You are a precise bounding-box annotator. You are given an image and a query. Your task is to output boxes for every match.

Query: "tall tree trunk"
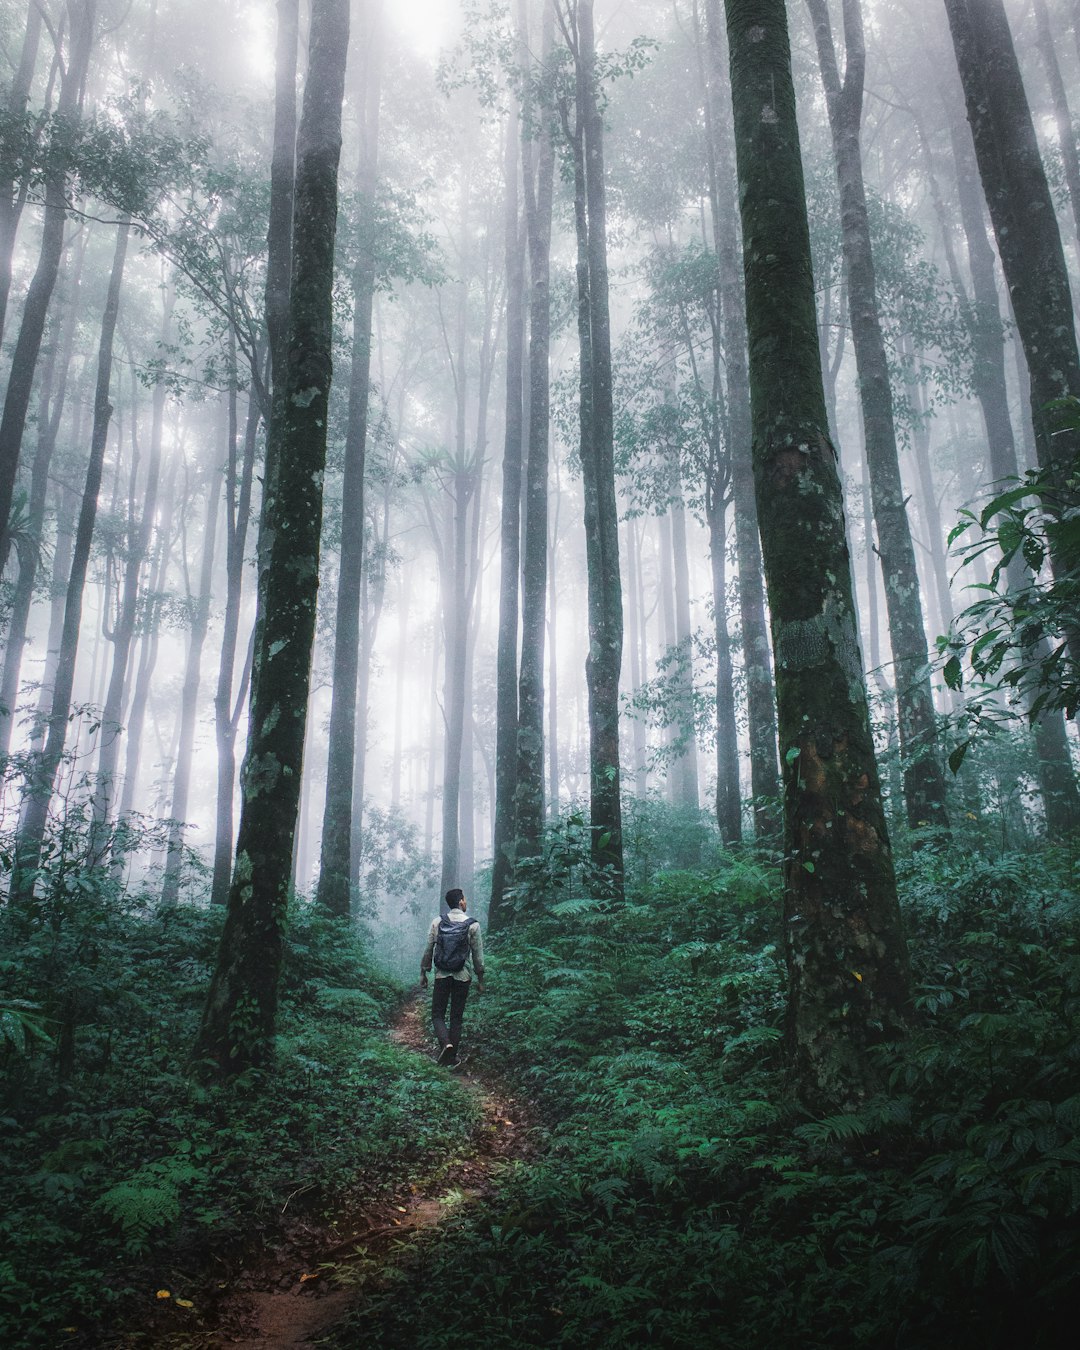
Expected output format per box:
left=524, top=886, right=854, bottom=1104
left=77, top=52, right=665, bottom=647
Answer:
left=117, top=454, right=180, bottom=823
left=0, top=0, right=44, bottom=346
left=210, top=363, right=260, bottom=906
left=194, top=0, right=350, bottom=1075
left=93, top=287, right=175, bottom=829
left=0, top=0, right=96, bottom=569
left=943, top=0, right=1080, bottom=590
left=160, top=464, right=221, bottom=905
left=806, top=0, right=949, bottom=836
left=563, top=0, right=624, bottom=895
left=1032, top=0, right=1080, bottom=254
left=723, top=0, right=909, bottom=1106
left=12, top=216, right=130, bottom=902
left=707, top=491, right=740, bottom=841
left=515, top=0, right=556, bottom=865
left=0, top=229, right=83, bottom=756
left=316, top=0, right=381, bottom=917
left=946, top=84, right=1080, bottom=835
left=488, top=64, right=525, bottom=931
left=670, top=489, right=701, bottom=812
left=702, top=0, right=779, bottom=835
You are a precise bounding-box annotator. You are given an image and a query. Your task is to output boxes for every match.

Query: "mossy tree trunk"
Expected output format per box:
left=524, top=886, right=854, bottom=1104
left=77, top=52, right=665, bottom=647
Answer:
left=805, top=0, right=949, bottom=837
left=702, top=0, right=779, bottom=838
left=723, top=0, right=910, bottom=1106
left=562, top=0, right=624, bottom=897
left=194, top=0, right=350, bottom=1076
left=316, top=0, right=382, bottom=919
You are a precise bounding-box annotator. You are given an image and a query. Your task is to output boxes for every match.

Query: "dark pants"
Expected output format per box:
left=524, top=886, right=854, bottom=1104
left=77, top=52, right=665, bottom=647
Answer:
left=431, top=976, right=470, bottom=1051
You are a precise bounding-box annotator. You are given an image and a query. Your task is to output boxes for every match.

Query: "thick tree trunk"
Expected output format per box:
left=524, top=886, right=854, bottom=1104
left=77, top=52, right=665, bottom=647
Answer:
left=567, top=0, right=624, bottom=895
left=703, top=0, right=779, bottom=835
left=723, top=0, right=909, bottom=1106
left=0, top=0, right=96, bottom=569
left=316, top=0, right=381, bottom=917
left=11, top=216, right=130, bottom=903
left=806, top=0, right=949, bottom=836
left=194, top=0, right=350, bottom=1075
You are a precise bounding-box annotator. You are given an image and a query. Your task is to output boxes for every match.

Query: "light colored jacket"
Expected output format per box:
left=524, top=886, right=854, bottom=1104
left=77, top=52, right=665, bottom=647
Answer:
left=421, top=908, right=485, bottom=983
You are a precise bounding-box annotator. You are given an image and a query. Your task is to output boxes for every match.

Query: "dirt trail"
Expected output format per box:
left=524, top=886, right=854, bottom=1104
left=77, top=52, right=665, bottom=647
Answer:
left=138, top=996, right=535, bottom=1348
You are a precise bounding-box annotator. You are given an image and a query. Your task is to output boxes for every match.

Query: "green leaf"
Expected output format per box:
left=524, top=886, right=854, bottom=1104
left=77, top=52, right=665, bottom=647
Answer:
left=948, top=740, right=972, bottom=775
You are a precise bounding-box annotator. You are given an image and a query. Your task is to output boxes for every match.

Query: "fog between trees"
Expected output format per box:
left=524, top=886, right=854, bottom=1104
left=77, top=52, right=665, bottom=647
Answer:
left=2, top=0, right=1079, bottom=1088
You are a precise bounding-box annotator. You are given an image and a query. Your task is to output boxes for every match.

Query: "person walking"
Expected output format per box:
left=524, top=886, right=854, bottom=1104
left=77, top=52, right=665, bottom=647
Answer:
left=420, top=887, right=485, bottom=1065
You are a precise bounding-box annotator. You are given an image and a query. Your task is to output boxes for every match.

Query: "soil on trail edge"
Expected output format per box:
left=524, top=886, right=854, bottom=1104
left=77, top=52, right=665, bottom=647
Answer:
left=139, top=994, right=535, bottom=1349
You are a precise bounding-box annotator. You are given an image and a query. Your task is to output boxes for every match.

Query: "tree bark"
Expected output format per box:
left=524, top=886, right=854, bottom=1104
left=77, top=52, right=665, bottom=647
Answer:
left=489, top=65, right=526, bottom=931
left=1032, top=0, right=1080, bottom=254
left=160, top=462, right=221, bottom=905
left=723, top=0, right=910, bottom=1106
left=563, top=0, right=624, bottom=895
left=515, top=0, right=556, bottom=865
left=0, top=0, right=96, bottom=570
left=194, top=0, right=350, bottom=1075
left=702, top=0, right=779, bottom=835
left=0, top=0, right=43, bottom=346
left=943, top=0, right=1080, bottom=541
left=806, top=0, right=949, bottom=836
left=12, top=215, right=130, bottom=903
left=316, top=0, right=381, bottom=917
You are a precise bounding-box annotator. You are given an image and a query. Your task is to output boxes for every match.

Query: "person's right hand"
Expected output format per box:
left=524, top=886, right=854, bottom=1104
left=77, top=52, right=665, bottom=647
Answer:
left=420, top=972, right=429, bottom=989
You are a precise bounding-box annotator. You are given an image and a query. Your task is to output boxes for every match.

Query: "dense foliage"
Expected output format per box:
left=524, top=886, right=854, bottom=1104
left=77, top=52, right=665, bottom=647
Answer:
left=339, top=830, right=1080, bottom=1349
left=0, top=850, right=479, bottom=1348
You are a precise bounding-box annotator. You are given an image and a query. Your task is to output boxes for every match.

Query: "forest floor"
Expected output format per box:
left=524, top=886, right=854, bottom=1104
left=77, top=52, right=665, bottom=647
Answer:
left=122, top=994, right=536, bottom=1348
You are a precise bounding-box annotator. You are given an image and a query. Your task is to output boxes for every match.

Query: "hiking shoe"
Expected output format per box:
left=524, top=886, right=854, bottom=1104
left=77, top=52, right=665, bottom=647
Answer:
left=437, top=1043, right=456, bottom=1066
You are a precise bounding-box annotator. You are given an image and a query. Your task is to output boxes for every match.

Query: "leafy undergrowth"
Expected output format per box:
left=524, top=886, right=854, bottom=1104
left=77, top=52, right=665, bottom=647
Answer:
left=338, top=847, right=1080, bottom=1350
left=0, top=895, right=479, bottom=1349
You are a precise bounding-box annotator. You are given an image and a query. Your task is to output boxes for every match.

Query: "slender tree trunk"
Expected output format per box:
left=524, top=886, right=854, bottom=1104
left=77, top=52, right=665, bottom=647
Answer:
left=515, top=0, right=556, bottom=864
left=806, top=0, right=949, bottom=836
left=943, top=0, right=1080, bottom=572
left=94, top=288, right=175, bottom=829
left=117, top=455, right=179, bottom=823
left=195, top=0, right=350, bottom=1075
left=210, top=365, right=260, bottom=906
left=0, top=0, right=96, bottom=569
left=12, top=216, right=130, bottom=902
left=161, top=465, right=221, bottom=905
left=548, top=489, right=561, bottom=815
left=670, top=490, right=701, bottom=812
left=723, top=0, right=909, bottom=1106
left=0, top=230, right=83, bottom=756
left=708, top=492, right=740, bottom=841
left=316, top=0, right=381, bottom=916
left=488, top=66, right=525, bottom=931
left=0, top=0, right=44, bottom=346
left=1032, top=0, right=1080, bottom=254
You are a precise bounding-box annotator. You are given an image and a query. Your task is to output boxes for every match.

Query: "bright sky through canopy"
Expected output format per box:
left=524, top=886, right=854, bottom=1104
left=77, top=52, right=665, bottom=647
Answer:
left=391, top=0, right=457, bottom=59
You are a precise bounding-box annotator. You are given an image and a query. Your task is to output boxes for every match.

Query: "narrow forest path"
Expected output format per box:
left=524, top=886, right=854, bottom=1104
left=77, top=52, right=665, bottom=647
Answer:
left=192, top=994, right=535, bottom=1348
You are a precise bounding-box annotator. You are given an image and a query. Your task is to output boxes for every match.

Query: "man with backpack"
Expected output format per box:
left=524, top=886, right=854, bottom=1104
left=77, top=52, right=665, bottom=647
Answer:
left=420, top=888, right=485, bottom=1066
